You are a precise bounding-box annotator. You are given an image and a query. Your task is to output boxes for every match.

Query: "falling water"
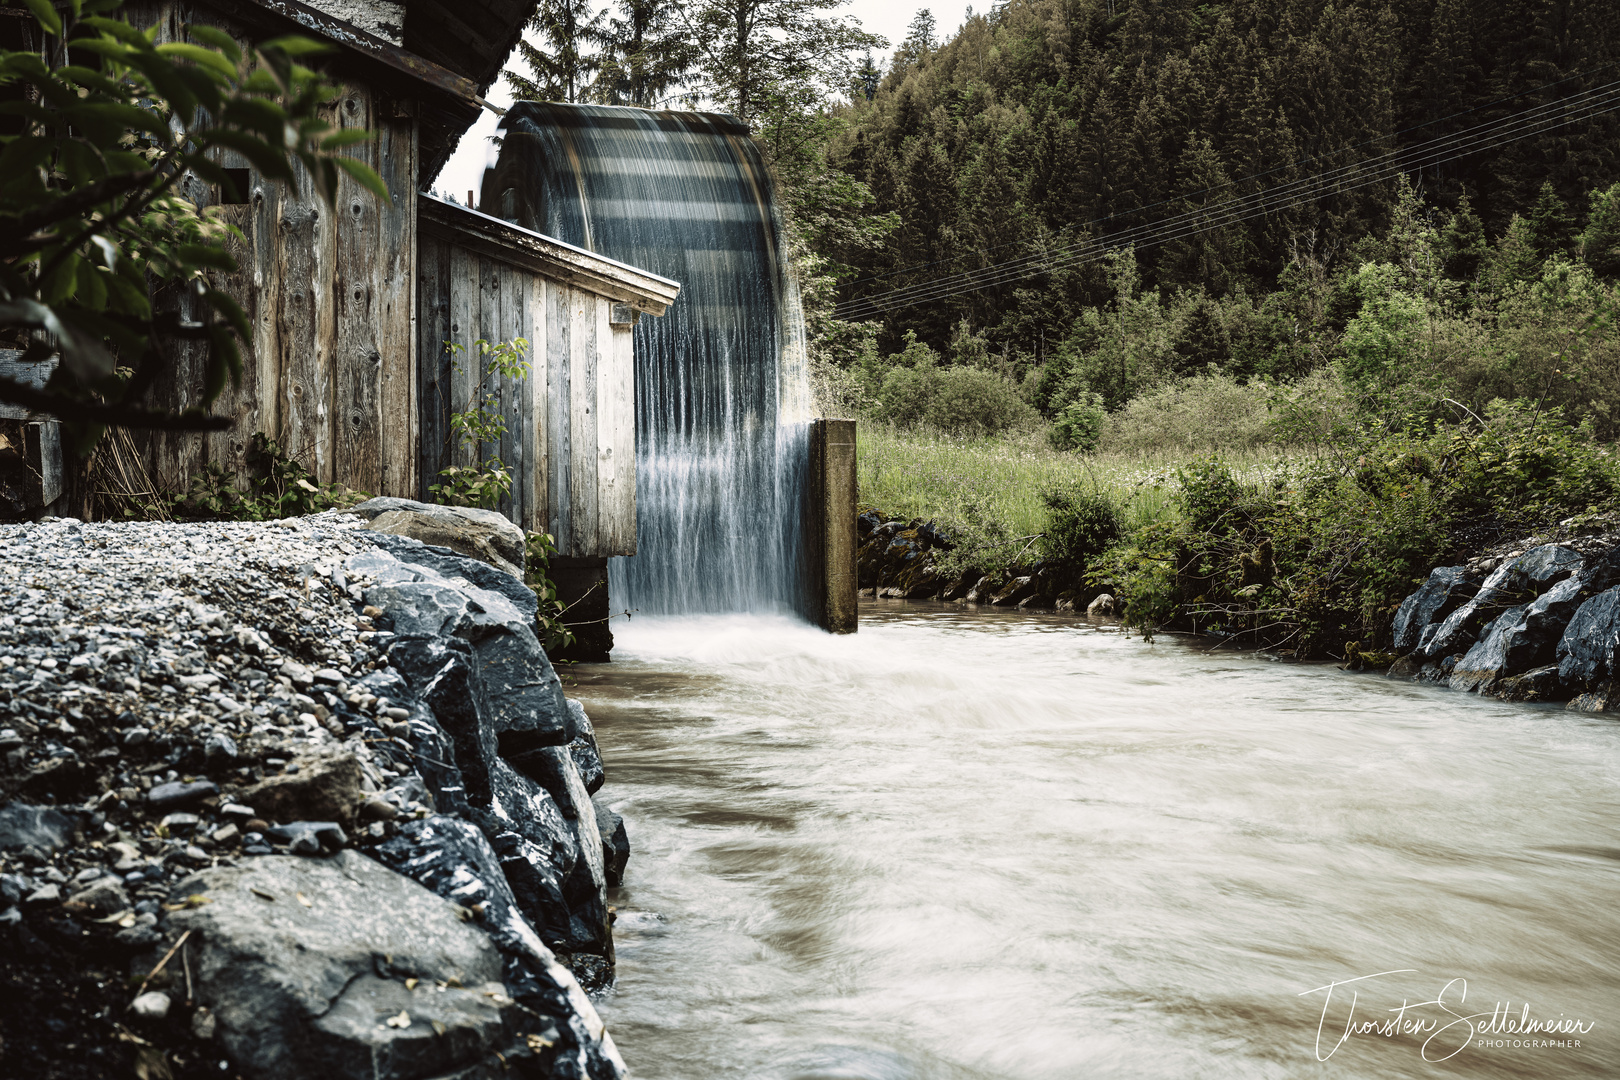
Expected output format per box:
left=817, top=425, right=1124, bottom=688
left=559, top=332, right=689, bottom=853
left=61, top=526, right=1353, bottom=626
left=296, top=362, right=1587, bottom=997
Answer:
left=484, top=103, right=812, bottom=616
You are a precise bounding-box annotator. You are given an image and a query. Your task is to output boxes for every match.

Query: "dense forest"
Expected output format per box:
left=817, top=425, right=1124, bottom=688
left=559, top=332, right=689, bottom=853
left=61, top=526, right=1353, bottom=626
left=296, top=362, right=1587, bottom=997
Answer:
left=808, top=0, right=1620, bottom=441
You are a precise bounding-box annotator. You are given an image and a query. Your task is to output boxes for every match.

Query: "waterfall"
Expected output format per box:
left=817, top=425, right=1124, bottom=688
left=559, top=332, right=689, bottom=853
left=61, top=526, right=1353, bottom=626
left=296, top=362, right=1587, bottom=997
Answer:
left=484, top=102, right=813, bottom=617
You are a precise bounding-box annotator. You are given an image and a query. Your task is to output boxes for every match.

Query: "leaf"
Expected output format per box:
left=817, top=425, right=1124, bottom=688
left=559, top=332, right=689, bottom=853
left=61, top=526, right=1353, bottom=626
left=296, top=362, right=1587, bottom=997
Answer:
left=332, top=156, right=391, bottom=205
left=21, top=0, right=62, bottom=36
left=383, top=1010, right=411, bottom=1029
left=250, top=887, right=275, bottom=901
left=185, top=24, right=242, bottom=65
left=155, top=41, right=236, bottom=79
left=319, top=128, right=372, bottom=150
left=258, top=35, right=335, bottom=58
left=296, top=891, right=312, bottom=907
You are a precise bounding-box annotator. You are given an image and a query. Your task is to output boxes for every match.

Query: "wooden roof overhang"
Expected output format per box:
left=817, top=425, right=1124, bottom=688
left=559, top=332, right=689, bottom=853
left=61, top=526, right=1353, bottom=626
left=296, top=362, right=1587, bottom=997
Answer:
left=419, top=194, right=682, bottom=316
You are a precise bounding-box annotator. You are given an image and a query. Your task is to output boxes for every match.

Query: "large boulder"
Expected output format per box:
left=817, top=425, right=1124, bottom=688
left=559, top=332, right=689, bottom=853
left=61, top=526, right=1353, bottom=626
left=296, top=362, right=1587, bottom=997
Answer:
left=1556, top=586, right=1620, bottom=691
left=1423, top=546, right=1581, bottom=659
left=240, top=751, right=365, bottom=830
left=163, top=852, right=532, bottom=1080
left=565, top=700, right=605, bottom=796
left=1391, top=565, right=1478, bottom=652
left=372, top=815, right=625, bottom=1078
left=592, top=798, right=628, bottom=888
left=364, top=532, right=538, bottom=625
left=479, top=623, right=574, bottom=754
left=1449, top=605, right=1529, bottom=693
left=349, top=497, right=526, bottom=580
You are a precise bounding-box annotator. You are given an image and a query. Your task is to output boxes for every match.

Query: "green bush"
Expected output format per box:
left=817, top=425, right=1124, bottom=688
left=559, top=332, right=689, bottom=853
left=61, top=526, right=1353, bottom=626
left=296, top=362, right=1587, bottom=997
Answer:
left=874, top=357, right=1039, bottom=438
left=1050, top=393, right=1106, bottom=452
left=1097, top=374, right=1275, bottom=455
left=1040, top=486, right=1119, bottom=567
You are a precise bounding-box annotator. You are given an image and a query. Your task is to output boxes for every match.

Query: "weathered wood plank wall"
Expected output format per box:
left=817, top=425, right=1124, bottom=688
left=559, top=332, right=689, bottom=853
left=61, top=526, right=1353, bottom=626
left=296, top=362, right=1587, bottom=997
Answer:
left=134, top=2, right=418, bottom=501
left=416, top=229, right=639, bottom=557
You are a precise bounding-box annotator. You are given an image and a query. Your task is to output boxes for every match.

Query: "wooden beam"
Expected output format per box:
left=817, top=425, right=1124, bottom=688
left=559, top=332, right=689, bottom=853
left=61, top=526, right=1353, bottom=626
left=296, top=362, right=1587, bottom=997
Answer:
left=418, top=194, right=681, bottom=315
left=233, top=0, right=480, bottom=108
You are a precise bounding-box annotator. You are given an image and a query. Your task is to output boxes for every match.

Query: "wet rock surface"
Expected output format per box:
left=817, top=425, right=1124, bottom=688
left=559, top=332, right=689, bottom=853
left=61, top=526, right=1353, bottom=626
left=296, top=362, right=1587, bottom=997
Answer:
left=0, top=514, right=627, bottom=1079
left=1386, top=536, right=1620, bottom=709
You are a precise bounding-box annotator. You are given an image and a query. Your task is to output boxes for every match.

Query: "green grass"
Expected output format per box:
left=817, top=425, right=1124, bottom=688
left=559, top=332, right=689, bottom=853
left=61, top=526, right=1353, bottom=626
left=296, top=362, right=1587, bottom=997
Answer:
left=856, top=422, right=1290, bottom=539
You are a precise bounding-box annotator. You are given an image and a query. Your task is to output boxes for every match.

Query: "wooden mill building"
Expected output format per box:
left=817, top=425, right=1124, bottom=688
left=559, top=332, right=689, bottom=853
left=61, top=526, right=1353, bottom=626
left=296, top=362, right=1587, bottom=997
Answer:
left=6, top=0, right=679, bottom=575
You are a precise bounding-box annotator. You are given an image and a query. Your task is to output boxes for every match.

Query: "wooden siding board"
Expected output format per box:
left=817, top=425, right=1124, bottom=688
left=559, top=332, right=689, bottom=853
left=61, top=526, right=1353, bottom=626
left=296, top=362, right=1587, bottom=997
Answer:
left=524, top=274, right=548, bottom=535
left=416, top=235, right=450, bottom=498
left=447, top=244, right=478, bottom=470
left=332, top=86, right=383, bottom=495
left=567, top=290, right=598, bottom=559
left=546, top=279, right=571, bottom=551
left=377, top=110, right=417, bottom=497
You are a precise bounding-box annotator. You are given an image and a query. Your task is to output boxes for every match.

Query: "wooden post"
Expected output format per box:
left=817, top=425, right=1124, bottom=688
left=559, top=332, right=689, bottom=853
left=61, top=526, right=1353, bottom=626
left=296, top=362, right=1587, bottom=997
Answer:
left=808, top=418, right=858, bottom=634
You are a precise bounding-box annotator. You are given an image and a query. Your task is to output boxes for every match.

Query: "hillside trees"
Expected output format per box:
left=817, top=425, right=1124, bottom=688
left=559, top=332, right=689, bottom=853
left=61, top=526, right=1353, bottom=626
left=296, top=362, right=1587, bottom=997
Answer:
left=826, top=0, right=1620, bottom=357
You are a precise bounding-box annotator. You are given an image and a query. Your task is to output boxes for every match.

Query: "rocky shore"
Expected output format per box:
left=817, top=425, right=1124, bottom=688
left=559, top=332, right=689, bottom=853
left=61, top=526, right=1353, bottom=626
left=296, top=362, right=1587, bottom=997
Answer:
left=0, top=505, right=628, bottom=1079
left=1382, top=531, right=1620, bottom=710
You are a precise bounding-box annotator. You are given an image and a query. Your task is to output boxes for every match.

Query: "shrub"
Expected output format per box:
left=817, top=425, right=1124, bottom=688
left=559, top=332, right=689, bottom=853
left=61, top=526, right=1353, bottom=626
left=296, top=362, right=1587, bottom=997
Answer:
left=1040, top=486, right=1119, bottom=567
left=874, top=359, right=1039, bottom=438
left=1097, top=374, right=1275, bottom=455
left=1051, top=393, right=1106, bottom=452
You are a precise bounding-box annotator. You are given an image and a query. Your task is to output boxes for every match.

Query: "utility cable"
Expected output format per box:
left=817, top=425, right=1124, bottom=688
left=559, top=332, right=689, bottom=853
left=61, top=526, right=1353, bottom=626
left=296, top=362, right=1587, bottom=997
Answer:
left=842, top=59, right=1620, bottom=289
left=837, top=83, right=1620, bottom=317
left=835, top=83, right=1620, bottom=320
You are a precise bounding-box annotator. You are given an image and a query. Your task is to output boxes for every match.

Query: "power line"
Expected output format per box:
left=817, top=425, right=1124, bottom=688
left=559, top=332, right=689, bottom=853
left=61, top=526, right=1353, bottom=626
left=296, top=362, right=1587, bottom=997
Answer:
left=842, top=60, right=1620, bottom=290
left=836, top=84, right=1620, bottom=318
left=835, top=81, right=1620, bottom=321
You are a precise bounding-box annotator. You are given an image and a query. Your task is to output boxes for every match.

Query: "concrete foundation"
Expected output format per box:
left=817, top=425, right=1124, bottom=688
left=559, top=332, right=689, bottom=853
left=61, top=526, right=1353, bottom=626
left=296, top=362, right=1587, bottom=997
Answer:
left=550, top=556, right=614, bottom=662
left=808, top=418, right=858, bottom=634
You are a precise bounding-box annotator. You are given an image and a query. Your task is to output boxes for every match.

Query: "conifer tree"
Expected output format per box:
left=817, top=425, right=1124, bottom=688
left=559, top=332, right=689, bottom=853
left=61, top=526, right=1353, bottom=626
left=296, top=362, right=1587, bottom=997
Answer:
left=1580, top=182, right=1620, bottom=280
left=507, top=0, right=610, bottom=104
left=1526, top=180, right=1576, bottom=262
left=682, top=0, right=882, bottom=125
left=594, top=0, right=694, bottom=107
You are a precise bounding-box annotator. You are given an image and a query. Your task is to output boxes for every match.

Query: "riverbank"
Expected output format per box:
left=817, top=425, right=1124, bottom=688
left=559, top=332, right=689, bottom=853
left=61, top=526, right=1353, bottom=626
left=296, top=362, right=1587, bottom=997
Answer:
left=0, top=511, right=627, bottom=1079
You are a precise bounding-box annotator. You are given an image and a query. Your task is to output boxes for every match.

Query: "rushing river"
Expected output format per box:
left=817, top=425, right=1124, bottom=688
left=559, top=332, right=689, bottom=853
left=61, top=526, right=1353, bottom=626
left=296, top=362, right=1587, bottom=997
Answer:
left=574, top=603, right=1620, bottom=1080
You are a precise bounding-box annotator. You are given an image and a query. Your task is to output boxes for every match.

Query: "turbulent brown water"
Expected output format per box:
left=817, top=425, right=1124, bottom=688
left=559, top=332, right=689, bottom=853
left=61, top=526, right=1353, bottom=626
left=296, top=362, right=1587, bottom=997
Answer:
left=575, top=603, right=1620, bottom=1080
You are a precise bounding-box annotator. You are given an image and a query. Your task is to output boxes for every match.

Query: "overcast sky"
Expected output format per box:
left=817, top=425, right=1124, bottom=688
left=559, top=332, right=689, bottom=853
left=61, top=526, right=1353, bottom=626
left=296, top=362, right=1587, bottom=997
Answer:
left=432, top=1, right=973, bottom=203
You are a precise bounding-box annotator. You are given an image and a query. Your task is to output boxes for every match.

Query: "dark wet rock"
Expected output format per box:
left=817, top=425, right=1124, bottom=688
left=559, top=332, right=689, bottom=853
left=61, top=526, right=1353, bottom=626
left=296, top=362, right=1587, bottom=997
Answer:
left=593, top=799, right=628, bottom=888
left=1087, top=593, right=1118, bottom=617
left=164, top=851, right=523, bottom=1080
left=478, top=622, right=573, bottom=754
left=1556, top=586, right=1620, bottom=691
left=963, top=576, right=993, bottom=603
left=240, top=753, right=363, bottom=830
left=1514, top=544, right=1585, bottom=590
left=363, top=579, right=473, bottom=637
left=363, top=531, right=538, bottom=625
left=990, top=576, right=1038, bottom=606
left=0, top=803, right=75, bottom=852
left=263, top=821, right=348, bottom=854
left=1495, top=665, right=1563, bottom=703
left=1450, top=605, right=1529, bottom=693
left=940, top=569, right=982, bottom=603
left=1566, top=679, right=1620, bottom=712
left=1423, top=546, right=1587, bottom=660
left=1391, top=566, right=1480, bottom=652
left=389, top=637, right=496, bottom=807
left=566, top=700, right=605, bottom=796
left=1387, top=653, right=1423, bottom=681
left=146, top=779, right=219, bottom=812
left=504, top=746, right=586, bottom=820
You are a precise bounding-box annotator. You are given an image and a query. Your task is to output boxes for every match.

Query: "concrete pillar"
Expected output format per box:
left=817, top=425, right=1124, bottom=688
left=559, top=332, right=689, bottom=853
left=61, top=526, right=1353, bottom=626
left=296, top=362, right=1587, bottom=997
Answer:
left=808, top=418, right=858, bottom=634
left=550, top=556, right=613, bottom=662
